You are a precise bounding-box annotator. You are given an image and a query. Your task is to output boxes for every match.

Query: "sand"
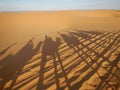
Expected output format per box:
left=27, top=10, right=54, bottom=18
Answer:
left=0, top=10, right=120, bottom=90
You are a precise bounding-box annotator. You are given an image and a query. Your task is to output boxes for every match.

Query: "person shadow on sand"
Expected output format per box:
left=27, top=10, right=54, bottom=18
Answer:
left=37, top=35, right=71, bottom=90
left=0, top=38, right=42, bottom=90
left=37, top=35, right=62, bottom=89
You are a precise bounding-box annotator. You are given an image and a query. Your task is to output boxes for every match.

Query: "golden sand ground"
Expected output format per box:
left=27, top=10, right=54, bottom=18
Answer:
left=0, top=10, right=120, bottom=90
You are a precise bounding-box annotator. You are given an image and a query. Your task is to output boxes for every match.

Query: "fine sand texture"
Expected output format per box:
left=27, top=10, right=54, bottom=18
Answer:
left=0, top=10, right=120, bottom=90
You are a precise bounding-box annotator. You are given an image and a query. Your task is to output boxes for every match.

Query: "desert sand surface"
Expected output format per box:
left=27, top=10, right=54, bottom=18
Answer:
left=0, top=10, right=120, bottom=90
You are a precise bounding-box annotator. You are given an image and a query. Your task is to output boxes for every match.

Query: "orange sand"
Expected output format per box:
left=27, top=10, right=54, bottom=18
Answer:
left=0, top=10, right=120, bottom=90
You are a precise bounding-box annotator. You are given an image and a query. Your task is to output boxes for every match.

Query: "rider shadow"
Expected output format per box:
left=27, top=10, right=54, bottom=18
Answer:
left=0, top=38, right=42, bottom=90
left=37, top=35, right=71, bottom=90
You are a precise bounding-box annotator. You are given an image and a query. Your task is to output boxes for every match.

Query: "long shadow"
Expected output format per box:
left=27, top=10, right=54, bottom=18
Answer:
left=58, top=30, right=120, bottom=90
left=37, top=35, right=58, bottom=90
left=16, top=30, right=119, bottom=90
left=51, top=31, right=113, bottom=78
left=0, top=38, right=42, bottom=90
left=0, top=30, right=119, bottom=90
left=35, top=30, right=119, bottom=89
left=70, top=33, right=120, bottom=90
left=37, top=35, right=71, bottom=90
left=68, top=31, right=118, bottom=71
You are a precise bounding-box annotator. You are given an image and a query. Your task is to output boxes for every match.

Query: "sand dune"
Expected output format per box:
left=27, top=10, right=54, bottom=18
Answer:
left=0, top=10, right=120, bottom=90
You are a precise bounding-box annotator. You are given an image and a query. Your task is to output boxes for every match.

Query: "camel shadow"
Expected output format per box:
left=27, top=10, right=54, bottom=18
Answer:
left=0, top=38, right=42, bottom=90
